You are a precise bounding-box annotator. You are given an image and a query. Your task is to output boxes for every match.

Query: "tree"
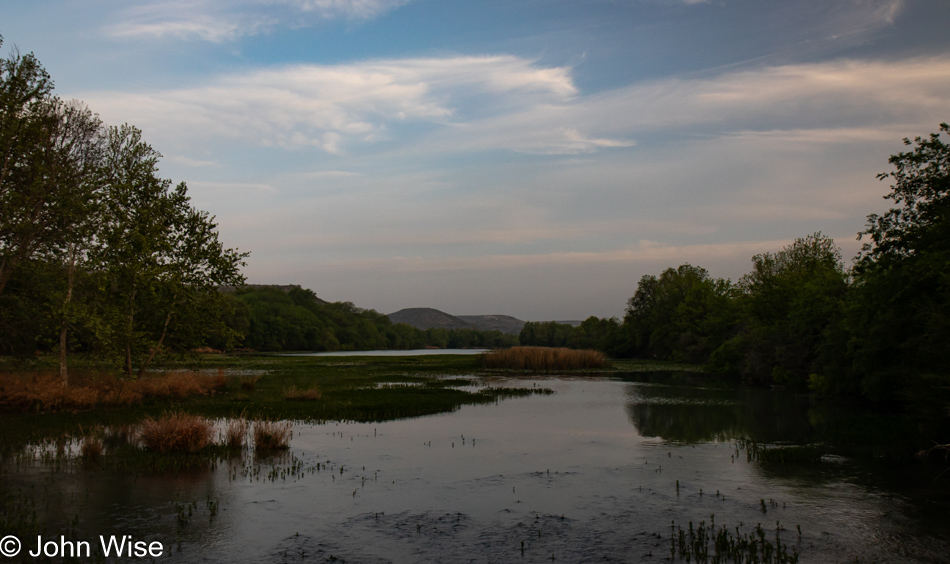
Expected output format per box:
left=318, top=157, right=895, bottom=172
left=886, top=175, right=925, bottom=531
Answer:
left=0, top=37, right=56, bottom=295
left=0, top=39, right=105, bottom=380
left=850, top=123, right=950, bottom=400
left=39, top=100, right=104, bottom=385
left=94, top=124, right=247, bottom=376
left=624, top=264, right=734, bottom=363
left=708, top=233, right=848, bottom=388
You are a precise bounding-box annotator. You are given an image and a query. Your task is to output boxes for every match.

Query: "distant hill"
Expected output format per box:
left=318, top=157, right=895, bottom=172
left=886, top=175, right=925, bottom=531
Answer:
left=388, top=308, right=526, bottom=335
left=457, top=315, right=526, bottom=335
left=388, top=308, right=472, bottom=331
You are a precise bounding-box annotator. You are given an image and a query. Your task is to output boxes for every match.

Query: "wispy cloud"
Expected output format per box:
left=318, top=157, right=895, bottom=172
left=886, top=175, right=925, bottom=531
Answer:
left=166, top=154, right=219, bottom=167
left=106, top=0, right=409, bottom=42
left=79, top=55, right=583, bottom=153
left=78, top=53, right=950, bottom=162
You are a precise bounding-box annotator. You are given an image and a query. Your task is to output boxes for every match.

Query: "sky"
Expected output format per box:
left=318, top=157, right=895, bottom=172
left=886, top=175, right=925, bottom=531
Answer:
left=2, top=0, right=949, bottom=320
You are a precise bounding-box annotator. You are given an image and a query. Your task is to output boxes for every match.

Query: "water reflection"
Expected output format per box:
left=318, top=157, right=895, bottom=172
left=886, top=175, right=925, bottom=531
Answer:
left=2, top=375, right=948, bottom=563
left=623, top=373, right=814, bottom=443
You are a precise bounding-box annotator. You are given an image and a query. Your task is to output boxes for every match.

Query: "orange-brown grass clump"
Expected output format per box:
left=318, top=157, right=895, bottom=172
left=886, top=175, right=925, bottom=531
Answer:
left=80, top=436, right=104, bottom=460
left=253, top=420, right=292, bottom=451
left=284, top=386, right=321, bottom=401
left=224, top=418, right=248, bottom=449
left=479, top=346, right=608, bottom=371
left=0, top=370, right=227, bottom=412
left=139, top=412, right=215, bottom=453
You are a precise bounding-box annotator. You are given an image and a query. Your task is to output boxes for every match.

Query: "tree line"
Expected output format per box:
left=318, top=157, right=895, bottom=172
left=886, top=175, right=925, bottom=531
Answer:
left=217, top=286, right=517, bottom=352
left=523, top=123, right=950, bottom=409
left=0, top=39, right=516, bottom=373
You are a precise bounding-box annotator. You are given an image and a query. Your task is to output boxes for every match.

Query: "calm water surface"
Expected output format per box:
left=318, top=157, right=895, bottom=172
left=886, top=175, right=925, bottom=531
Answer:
left=4, top=376, right=949, bottom=563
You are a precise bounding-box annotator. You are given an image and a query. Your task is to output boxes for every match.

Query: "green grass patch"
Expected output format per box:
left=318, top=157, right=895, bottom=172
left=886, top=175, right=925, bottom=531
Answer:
left=0, top=353, right=556, bottom=449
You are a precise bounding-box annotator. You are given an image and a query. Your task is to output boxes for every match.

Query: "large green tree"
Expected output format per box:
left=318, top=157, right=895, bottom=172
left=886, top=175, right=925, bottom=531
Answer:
left=624, top=264, right=734, bottom=363
left=707, top=233, right=848, bottom=388
left=850, top=123, right=950, bottom=401
left=94, top=124, right=247, bottom=376
left=0, top=37, right=54, bottom=296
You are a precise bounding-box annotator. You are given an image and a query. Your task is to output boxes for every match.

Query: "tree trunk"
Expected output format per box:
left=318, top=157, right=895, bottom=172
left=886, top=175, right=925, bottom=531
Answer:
left=125, top=286, right=136, bottom=377
left=59, top=243, right=76, bottom=388
left=137, top=308, right=174, bottom=379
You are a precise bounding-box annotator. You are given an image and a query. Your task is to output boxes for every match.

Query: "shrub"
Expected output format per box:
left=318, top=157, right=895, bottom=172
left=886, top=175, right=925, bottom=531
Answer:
left=479, top=346, right=608, bottom=371
left=140, top=412, right=214, bottom=453
left=253, top=420, right=292, bottom=451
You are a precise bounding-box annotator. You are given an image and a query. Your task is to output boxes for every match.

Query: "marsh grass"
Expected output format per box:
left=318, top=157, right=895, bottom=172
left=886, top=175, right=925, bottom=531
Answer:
left=0, top=370, right=226, bottom=411
left=254, top=420, right=292, bottom=451
left=140, top=412, right=214, bottom=453
left=669, top=518, right=800, bottom=563
left=224, top=418, right=248, bottom=449
left=480, top=347, right=608, bottom=371
left=0, top=354, right=560, bottom=447
left=284, top=385, right=321, bottom=400
left=79, top=435, right=104, bottom=460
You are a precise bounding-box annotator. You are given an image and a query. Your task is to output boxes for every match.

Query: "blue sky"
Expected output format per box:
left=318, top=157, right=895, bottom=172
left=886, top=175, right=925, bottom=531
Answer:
left=3, top=0, right=949, bottom=320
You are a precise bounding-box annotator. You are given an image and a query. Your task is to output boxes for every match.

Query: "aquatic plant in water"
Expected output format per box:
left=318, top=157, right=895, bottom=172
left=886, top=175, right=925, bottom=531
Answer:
left=140, top=412, right=215, bottom=453
left=254, top=420, right=292, bottom=451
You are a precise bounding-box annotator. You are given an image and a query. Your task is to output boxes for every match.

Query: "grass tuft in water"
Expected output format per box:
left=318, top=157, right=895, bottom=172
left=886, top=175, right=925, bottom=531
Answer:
left=669, top=518, right=800, bottom=563
left=140, top=412, right=215, bottom=453
left=224, top=418, right=248, bottom=449
left=254, top=420, right=292, bottom=451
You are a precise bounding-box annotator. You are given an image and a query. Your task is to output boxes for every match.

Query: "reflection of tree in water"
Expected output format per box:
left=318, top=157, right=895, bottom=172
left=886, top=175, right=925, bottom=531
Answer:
left=624, top=375, right=814, bottom=443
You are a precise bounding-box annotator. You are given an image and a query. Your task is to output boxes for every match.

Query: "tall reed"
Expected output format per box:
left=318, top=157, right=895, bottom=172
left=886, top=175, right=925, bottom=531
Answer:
left=224, top=418, right=248, bottom=449
left=479, top=347, right=607, bottom=371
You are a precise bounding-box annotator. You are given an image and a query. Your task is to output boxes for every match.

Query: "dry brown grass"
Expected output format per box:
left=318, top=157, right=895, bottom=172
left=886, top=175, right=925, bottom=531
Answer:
left=224, top=418, right=248, bottom=449
left=80, top=436, right=104, bottom=459
left=284, top=385, right=321, bottom=401
left=140, top=412, right=214, bottom=453
left=479, top=346, right=608, bottom=371
left=253, top=420, right=292, bottom=451
left=0, top=370, right=227, bottom=412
